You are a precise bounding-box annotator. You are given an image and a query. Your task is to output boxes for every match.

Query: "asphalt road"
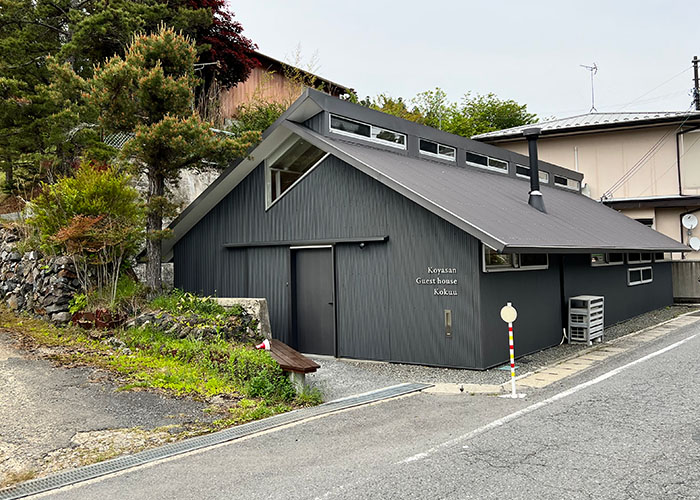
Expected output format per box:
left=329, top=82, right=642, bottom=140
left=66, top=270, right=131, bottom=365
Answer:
left=38, top=320, right=700, bottom=500
left=0, top=331, right=210, bottom=482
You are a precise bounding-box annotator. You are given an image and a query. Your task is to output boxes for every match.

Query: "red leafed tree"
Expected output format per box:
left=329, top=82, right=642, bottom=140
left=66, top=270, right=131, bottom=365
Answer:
left=189, top=0, right=259, bottom=91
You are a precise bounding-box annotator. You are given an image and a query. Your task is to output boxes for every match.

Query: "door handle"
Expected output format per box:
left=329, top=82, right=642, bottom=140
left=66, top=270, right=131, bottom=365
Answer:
left=328, top=301, right=334, bottom=305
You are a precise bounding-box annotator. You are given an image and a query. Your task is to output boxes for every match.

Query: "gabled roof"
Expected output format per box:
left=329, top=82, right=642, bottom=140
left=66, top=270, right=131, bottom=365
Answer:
left=473, top=110, right=700, bottom=142
left=162, top=90, right=688, bottom=261
left=252, top=51, right=352, bottom=97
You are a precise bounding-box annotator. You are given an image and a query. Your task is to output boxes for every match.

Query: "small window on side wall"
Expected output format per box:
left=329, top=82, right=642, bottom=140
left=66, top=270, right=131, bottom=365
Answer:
left=654, top=252, right=670, bottom=262
left=628, top=252, right=652, bottom=264
left=628, top=267, right=653, bottom=286
left=591, top=252, right=624, bottom=266
left=483, top=247, right=548, bottom=272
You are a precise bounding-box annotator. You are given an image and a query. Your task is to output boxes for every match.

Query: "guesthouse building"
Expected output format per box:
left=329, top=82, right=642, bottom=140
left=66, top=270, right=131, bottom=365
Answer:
left=164, top=89, right=687, bottom=369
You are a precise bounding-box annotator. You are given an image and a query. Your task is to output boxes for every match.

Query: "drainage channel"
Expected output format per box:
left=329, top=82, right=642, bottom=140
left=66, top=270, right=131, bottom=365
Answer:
left=0, top=383, right=431, bottom=500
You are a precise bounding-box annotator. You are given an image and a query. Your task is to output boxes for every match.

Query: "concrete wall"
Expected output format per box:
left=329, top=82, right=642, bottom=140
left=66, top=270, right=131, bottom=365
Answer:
left=672, top=261, right=700, bottom=302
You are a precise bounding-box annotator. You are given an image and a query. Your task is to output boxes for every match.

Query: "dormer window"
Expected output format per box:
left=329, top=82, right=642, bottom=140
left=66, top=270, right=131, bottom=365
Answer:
left=516, top=164, right=550, bottom=184
left=330, top=114, right=406, bottom=149
left=466, top=151, right=508, bottom=173
left=419, top=139, right=456, bottom=161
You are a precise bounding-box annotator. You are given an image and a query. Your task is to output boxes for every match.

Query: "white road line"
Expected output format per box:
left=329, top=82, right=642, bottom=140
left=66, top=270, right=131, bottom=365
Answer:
left=398, top=332, right=698, bottom=464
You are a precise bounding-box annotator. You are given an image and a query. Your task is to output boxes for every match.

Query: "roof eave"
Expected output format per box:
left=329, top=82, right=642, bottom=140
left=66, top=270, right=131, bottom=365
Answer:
left=473, top=115, right=700, bottom=143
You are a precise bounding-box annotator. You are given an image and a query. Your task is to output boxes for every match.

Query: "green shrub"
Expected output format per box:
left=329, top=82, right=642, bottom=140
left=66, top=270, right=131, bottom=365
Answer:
left=27, top=162, right=145, bottom=305
left=69, top=293, right=88, bottom=315
left=119, top=325, right=296, bottom=403
left=150, top=289, right=229, bottom=322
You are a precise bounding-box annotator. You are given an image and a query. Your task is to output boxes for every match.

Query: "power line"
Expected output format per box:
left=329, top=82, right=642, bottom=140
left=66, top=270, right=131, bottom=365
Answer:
left=630, top=130, right=700, bottom=197
left=615, top=65, right=692, bottom=112
left=601, top=104, right=697, bottom=200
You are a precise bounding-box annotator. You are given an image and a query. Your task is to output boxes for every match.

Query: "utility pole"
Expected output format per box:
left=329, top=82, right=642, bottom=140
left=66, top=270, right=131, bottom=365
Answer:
left=693, top=55, right=700, bottom=111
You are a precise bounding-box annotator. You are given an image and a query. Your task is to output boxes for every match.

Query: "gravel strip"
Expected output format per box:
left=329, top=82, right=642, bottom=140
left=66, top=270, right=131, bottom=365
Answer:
left=307, top=305, right=699, bottom=401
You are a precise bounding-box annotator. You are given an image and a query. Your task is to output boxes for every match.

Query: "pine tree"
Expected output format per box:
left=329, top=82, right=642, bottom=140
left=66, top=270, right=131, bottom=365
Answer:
left=0, top=0, right=258, bottom=191
left=88, top=26, right=258, bottom=293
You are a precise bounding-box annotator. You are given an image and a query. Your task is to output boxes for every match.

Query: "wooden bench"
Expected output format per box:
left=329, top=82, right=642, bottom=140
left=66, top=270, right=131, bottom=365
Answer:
left=269, top=339, right=320, bottom=390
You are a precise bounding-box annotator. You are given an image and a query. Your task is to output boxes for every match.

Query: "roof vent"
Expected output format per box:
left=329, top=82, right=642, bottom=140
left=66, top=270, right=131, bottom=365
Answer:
left=523, top=127, right=546, bottom=213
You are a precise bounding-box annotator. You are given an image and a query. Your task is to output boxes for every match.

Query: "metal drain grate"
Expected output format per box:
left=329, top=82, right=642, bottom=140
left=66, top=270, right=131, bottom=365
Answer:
left=0, top=383, right=430, bottom=500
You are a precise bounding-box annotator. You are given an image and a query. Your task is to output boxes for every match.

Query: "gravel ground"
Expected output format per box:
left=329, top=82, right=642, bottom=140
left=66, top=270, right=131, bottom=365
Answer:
left=307, top=305, right=699, bottom=401
left=0, top=330, right=215, bottom=488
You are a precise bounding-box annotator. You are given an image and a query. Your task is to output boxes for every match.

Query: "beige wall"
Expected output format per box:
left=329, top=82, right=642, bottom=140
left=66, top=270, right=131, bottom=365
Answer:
left=501, top=126, right=684, bottom=200
left=617, top=207, right=700, bottom=261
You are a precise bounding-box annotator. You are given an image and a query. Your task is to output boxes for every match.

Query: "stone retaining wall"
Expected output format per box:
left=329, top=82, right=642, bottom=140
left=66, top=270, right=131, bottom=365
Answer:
left=0, top=227, right=80, bottom=323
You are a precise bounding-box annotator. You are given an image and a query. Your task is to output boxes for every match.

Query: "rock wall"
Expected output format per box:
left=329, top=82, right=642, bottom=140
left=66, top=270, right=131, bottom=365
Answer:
left=0, top=228, right=80, bottom=323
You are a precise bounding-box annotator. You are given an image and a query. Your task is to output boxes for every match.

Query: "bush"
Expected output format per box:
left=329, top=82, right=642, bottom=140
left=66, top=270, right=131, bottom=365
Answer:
left=150, top=289, right=234, bottom=322
left=28, top=162, right=145, bottom=304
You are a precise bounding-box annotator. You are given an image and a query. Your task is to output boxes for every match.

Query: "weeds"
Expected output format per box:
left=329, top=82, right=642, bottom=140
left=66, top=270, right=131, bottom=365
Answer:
left=0, top=309, right=310, bottom=410
left=0, top=469, right=37, bottom=488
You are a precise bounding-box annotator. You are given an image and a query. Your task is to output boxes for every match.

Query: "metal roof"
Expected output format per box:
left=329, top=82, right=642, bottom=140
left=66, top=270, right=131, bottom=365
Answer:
left=473, top=110, right=700, bottom=141
left=163, top=90, right=688, bottom=260
left=287, top=123, right=687, bottom=253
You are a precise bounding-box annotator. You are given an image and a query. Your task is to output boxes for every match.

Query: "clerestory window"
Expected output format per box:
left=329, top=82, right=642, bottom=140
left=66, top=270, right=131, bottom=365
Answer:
left=266, top=136, right=328, bottom=208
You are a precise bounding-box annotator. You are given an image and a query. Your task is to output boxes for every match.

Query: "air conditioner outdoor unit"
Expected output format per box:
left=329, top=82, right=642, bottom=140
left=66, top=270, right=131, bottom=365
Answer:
left=568, top=295, right=604, bottom=345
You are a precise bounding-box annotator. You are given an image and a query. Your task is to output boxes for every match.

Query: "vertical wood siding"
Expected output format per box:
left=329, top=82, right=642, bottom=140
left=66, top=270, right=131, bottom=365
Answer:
left=174, top=155, right=483, bottom=368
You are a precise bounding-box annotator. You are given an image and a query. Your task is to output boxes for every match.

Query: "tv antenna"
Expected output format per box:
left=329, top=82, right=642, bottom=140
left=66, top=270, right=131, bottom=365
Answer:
left=580, top=63, right=598, bottom=112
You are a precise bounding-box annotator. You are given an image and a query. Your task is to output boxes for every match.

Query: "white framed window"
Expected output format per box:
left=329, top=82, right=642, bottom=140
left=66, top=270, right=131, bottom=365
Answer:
left=419, top=139, right=456, bottom=161
left=554, top=175, right=580, bottom=191
left=515, top=164, right=550, bottom=184
left=265, top=136, right=328, bottom=209
left=329, top=114, right=406, bottom=149
left=591, top=252, right=625, bottom=266
left=466, top=151, right=508, bottom=173
left=628, top=266, right=653, bottom=286
left=654, top=252, right=671, bottom=262
left=627, top=252, right=652, bottom=264
left=482, top=247, right=548, bottom=272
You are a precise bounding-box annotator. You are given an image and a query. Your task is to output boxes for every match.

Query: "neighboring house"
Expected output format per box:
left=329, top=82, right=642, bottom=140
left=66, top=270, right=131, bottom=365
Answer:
left=219, top=51, right=352, bottom=120
left=163, top=89, right=685, bottom=369
left=472, top=111, right=700, bottom=262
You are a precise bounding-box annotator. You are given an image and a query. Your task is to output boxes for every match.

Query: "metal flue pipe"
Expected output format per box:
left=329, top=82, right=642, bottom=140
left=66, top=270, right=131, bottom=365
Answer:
left=523, top=127, right=546, bottom=213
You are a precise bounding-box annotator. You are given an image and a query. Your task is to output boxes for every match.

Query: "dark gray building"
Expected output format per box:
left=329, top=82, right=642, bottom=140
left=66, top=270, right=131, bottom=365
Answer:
left=165, top=89, right=688, bottom=370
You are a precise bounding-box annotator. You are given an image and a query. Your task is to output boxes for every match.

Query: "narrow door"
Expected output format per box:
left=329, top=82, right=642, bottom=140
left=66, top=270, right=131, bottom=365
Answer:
left=292, top=247, right=335, bottom=355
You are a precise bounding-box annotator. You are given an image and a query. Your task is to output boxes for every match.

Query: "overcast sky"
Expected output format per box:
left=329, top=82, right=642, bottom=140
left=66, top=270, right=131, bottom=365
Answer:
left=229, top=0, right=700, bottom=120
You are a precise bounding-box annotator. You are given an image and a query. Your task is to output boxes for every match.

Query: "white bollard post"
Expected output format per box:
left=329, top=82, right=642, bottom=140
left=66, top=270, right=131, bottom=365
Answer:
left=500, top=302, right=524, bottom=399
left=508, top=320, right=516, bottom=398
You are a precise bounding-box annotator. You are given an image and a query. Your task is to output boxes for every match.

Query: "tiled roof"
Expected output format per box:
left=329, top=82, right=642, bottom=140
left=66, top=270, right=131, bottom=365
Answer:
left=472, top=110, right=700, bottom=140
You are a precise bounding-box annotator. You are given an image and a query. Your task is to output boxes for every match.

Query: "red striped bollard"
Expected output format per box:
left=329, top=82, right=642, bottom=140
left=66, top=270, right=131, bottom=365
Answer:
left=500, top=302, right=522, bottom=399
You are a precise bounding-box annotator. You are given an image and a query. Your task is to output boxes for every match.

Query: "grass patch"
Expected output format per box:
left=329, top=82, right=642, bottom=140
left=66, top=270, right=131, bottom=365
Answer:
left=1, top=469, right=37, bottom=488
left=0, top=308, right=314, bottom=421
